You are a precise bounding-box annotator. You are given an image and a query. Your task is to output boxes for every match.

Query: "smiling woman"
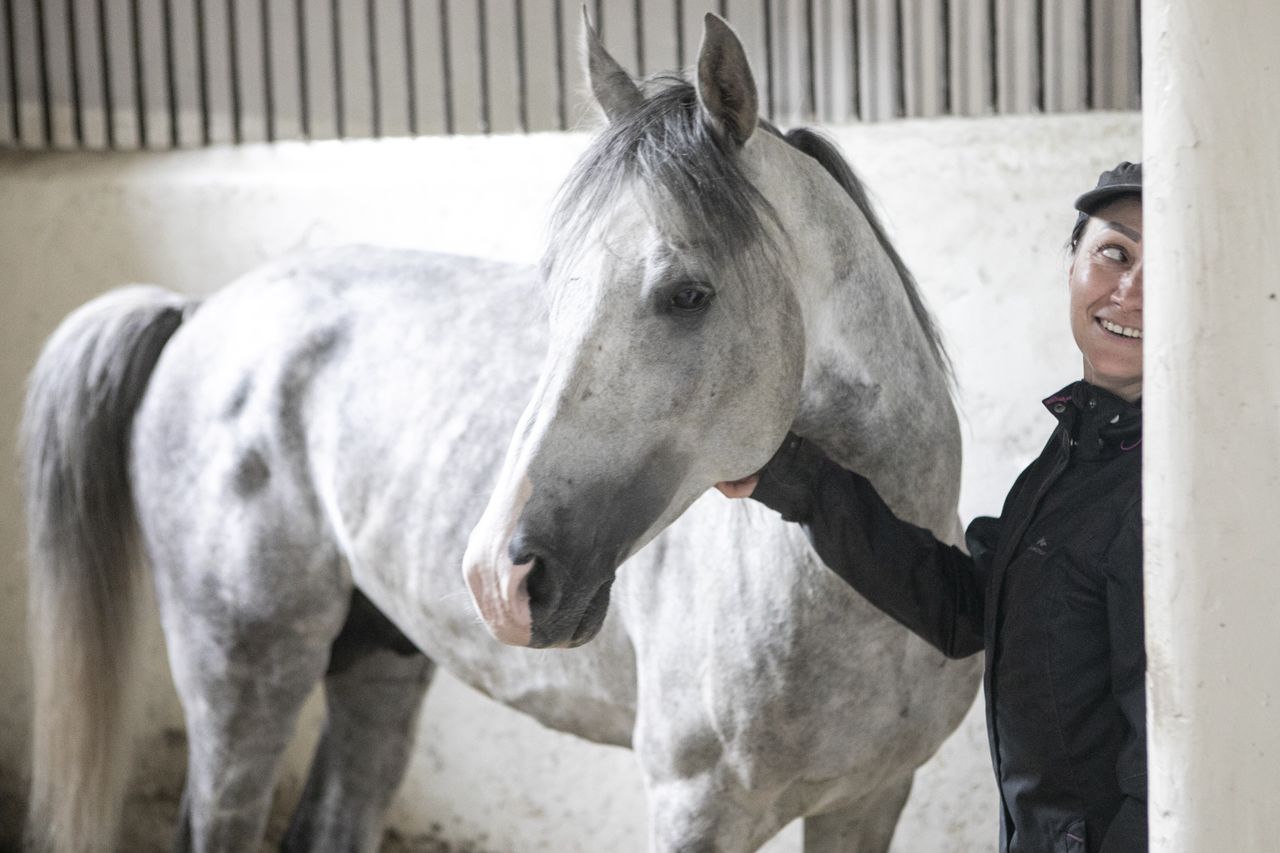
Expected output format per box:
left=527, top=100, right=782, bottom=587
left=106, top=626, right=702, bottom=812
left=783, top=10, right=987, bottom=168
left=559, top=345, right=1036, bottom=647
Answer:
left=1068, top=181, right=1144, bottom=402
left=724, top=163, right=1149, bottom=853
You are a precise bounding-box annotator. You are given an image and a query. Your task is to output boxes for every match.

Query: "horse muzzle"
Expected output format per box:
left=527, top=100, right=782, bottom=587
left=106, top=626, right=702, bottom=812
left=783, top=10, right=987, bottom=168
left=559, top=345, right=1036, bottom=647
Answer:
left=509, top=528, right=616, bottom=648
left=463, top=522, right=618, bottom=649
left=462, top=443, right=688, bottom=648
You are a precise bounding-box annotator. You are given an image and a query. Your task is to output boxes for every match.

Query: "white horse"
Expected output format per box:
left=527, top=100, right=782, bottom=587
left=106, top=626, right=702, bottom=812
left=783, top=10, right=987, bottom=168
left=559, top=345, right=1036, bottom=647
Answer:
left=21, top=15, right=979, bottom=853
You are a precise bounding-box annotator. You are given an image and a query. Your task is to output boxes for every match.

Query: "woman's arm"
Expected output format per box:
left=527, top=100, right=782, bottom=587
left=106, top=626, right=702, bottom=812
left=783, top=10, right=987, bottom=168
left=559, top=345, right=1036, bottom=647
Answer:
left=745, top=435, right=989, bottom=659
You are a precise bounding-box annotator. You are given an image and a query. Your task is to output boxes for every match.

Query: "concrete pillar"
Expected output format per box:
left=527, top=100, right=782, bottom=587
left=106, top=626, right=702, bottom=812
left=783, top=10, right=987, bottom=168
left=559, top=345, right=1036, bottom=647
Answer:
left=1143, top=2, right=1280, bottom=850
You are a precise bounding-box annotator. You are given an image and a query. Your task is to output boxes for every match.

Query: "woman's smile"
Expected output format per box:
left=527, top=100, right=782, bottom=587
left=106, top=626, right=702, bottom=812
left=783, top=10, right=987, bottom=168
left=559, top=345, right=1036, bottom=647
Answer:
left=1097, top=317, right=1143, bottom=339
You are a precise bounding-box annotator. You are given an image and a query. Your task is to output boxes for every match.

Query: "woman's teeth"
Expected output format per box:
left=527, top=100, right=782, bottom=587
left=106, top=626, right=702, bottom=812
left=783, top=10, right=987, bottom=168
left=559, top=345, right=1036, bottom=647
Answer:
left=1100, top=318, right=1143, bottom=339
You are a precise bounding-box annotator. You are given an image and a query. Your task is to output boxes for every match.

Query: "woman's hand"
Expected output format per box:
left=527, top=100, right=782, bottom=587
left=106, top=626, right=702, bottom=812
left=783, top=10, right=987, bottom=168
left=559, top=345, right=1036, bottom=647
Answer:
left=711, top=433, right=821, bottom=521
left=714, top=474, right=759, bottom=499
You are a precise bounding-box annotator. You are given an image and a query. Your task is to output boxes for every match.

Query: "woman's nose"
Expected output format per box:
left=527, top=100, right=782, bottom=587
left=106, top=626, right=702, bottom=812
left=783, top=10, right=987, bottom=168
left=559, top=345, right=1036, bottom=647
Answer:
left=1112, top=260, right=1144, bottom=309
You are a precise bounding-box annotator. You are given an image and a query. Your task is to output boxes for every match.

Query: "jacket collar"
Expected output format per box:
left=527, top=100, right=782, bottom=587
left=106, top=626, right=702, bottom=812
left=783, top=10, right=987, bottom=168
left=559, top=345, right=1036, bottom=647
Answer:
left=1043, top=381, right=1142, bottom=457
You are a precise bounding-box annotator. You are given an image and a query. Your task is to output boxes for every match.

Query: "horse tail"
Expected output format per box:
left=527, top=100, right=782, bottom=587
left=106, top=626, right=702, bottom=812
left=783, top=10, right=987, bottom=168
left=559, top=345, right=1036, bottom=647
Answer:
left=20, top=286, right=190, bottom=853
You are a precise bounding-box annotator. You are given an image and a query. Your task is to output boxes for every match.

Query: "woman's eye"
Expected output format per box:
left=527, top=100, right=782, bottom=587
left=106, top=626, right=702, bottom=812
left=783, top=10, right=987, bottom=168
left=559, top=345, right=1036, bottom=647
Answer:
left=1100, top=245, right=1129, bottom=263
left=670, top=287, right=712, bottom=312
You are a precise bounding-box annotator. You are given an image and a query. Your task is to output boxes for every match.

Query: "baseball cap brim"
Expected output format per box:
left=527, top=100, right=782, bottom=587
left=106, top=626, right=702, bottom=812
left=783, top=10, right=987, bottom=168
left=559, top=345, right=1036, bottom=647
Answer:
left=1074, top=182, right=1142, bottom=215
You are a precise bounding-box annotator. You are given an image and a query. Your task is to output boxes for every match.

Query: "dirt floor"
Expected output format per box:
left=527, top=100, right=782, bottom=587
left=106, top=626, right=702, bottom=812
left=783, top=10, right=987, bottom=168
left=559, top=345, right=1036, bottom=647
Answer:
left=2, top=725, right=499, bottom=853
left=117, top=787, right=499, bottom=853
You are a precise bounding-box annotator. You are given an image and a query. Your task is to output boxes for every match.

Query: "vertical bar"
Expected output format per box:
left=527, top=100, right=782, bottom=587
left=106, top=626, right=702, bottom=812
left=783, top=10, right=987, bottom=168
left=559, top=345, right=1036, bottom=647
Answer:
left=762, top=0, right=773, bottom=119
left=128, top=0, right=146, bottom=145
left=368, top=0, right=407, bottom=135
left=65, top=0, right=83, bottom=145
left=940, top=0, right=950, bottom=115
left=260, top=0, right=273, bottom=140
left=987, top=0, right=997, bottom=112
left=34, top=0, right=52, bottom=145
left=894, top=0, right=905, bottom=117
left=719, top=0, right=728, bottom=18
left=294, top=0, right=308, bottom=138
left=553, top=0, right=563, bottom=130
left=594, top=0, right=602, bottom=41
left=403, top=0, right=416, bottom=134
left=675, top=0, right=684, bottom=68
left=849, top=0, right=860, bottom=120
left=161, top=0, right=177, bottom=146
left=3, top=0, right=18, bottom=143
left=330, top=0, right=342, bottom=136
left=476, top=0, right=488, bottom=133
left=1083, top=0, right=1093, bottom=109
left=804, top=0, right=816, bottom=119
left=28, top=0, right=50, bottom=145
left=366, top=0, right=379, bottom=136
left=260, top=1, right=298, bottom=140
left=194, top=0, right=209, bottom=144
left=96, top=0, right=114, bottom=146
left=226, top=0, right=240, bottom=142
left=301, top=0, right=337, bottom=138
left=33, top=0, right=69, bottom=146
left=632, top=0, right=643, bottom=76
left=514, top=0, right=527, bottom=130
left=1133, top=0, right=1140, bottom=102
left=1034, top=0, right=1044, bottom=111
left=438, top=0, right=453, bottom=134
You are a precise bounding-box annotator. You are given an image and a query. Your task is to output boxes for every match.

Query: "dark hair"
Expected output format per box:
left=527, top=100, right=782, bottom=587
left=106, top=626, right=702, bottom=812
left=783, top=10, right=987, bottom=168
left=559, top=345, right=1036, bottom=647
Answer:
left=1069, top=192, right=1141, bottom=254
left=1069, top=216, right=1089, bottom=254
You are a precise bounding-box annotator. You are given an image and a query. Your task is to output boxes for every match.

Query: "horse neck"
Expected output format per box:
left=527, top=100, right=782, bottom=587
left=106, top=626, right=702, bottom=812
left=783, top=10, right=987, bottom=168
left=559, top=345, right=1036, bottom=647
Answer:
left=787, top=200, right=961, bottom=529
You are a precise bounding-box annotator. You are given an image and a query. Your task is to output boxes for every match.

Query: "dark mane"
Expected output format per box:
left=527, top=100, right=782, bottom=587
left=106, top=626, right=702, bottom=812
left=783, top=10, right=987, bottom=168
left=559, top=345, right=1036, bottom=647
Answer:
left=778, top=126, right=954, bottom=384
left=543, top=75, right=783, bottom=294
left=545, top=76, right=951, bottom=384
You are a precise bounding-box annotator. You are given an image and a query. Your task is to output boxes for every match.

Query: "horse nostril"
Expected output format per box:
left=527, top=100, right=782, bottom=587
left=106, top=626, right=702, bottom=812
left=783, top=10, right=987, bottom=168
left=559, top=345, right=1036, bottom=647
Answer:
left=509, top=530, right=563, bottom=611
left=525, top=557, right=561, bottom=611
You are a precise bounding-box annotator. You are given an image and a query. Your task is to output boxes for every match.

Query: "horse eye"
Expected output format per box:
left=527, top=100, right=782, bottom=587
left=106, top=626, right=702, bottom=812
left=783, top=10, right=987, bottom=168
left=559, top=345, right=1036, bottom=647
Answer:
left=670, top=286, right=712, bottom=313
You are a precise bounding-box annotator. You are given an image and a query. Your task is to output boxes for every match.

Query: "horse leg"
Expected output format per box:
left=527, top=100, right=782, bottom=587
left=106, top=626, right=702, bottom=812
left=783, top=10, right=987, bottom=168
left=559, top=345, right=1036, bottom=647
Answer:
left=802, top=775, right=914, bottom=853
left=638, top=756, right=808, bottom=853
left=158, top=558, right=348, bottom=852
left=166, top=623, right=341, bottom=852
left=281, top=591, right=435, bottom=853
left=644, top=776, right=763, bottom=853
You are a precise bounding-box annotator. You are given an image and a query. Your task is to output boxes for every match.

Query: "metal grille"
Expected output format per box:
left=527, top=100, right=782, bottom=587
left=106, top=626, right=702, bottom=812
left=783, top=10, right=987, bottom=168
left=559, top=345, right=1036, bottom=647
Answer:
left=0, top=0, right=1141, bottom=150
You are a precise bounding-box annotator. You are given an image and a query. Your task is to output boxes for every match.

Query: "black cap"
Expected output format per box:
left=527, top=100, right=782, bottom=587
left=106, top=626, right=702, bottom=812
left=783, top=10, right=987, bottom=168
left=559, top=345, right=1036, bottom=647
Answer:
left=1073, top=161, right=1142, bottom=231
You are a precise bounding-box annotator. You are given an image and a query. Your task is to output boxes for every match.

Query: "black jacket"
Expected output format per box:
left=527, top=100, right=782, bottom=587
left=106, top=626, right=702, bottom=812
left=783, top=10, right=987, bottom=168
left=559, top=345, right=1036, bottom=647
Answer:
left=752, top=381, right=1146, bottom=853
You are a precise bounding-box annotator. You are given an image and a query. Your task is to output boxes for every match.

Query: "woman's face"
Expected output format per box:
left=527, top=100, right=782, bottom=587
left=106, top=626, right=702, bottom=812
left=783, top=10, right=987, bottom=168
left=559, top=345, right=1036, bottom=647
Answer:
left=1068, top=197, right=1143, bottom=401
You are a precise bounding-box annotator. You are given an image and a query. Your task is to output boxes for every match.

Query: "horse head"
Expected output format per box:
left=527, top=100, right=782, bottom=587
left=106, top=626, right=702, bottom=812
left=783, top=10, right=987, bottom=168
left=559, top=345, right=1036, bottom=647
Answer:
left=464, top=15, right=846, bottom=648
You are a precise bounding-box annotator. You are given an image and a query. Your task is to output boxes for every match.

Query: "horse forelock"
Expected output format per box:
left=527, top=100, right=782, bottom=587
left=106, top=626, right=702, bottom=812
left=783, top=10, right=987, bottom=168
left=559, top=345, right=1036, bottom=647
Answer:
left=541, top=76, right=785, bottom=304
left=541, top=75, right=951, bottom=393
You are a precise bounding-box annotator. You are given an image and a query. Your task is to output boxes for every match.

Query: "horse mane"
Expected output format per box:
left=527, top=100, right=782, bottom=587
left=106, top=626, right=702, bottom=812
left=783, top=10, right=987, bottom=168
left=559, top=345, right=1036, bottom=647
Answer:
left=543, top=75, right=783, bottom=295
left=544, top=75, right=951, bottom=385
left=775, top=126, right=954, bottom=385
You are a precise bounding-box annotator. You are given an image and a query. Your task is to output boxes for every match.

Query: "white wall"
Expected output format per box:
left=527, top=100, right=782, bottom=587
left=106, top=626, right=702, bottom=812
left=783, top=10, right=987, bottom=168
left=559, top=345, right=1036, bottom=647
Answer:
left=1143, top=3, right=1280, bottom=850
left=0, top=111, right=1140, bottom=851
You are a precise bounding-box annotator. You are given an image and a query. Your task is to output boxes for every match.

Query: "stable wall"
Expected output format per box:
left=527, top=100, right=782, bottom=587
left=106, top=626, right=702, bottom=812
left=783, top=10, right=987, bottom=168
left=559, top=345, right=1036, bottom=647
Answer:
left=0, top=111, right=1140, bottom=852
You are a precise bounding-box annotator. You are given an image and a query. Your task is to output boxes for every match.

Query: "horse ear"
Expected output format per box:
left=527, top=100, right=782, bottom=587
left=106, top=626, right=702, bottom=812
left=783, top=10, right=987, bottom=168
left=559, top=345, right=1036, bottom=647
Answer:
left=696, top=14, right=758, bottom=145
left=583, top=7, right=643, bottom=123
